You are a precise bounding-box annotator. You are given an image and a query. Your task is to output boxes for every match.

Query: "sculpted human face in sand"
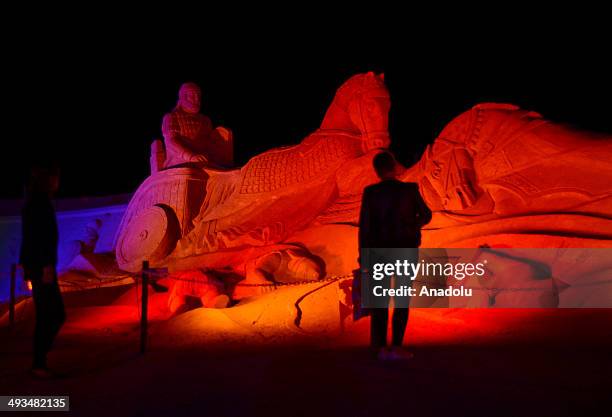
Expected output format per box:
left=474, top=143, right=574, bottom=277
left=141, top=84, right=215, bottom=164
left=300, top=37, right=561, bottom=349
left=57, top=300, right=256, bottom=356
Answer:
left=178, top=82, right=201, bottom=114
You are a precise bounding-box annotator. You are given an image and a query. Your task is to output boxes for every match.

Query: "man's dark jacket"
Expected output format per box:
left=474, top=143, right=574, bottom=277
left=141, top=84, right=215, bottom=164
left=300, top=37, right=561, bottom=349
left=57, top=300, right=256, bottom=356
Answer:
left=358, top=179, right=431, bottom=249
left=19, top=193, right=59, bottom=278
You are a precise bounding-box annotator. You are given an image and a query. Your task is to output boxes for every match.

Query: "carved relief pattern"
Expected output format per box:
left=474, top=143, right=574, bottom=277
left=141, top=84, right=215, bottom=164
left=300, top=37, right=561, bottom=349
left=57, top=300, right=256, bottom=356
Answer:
left=239, top=133, right=362, bottom=195
left=114, top=169, right=206, bottom=267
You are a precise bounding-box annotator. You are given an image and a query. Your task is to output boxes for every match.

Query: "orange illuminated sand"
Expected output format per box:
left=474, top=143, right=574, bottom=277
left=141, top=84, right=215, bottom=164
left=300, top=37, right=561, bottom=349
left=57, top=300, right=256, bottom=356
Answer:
left=2, top=290, right=610, bottom=417
left=6, top=283, right=611, bottom=351
left=53, top=303, right=612, bottom=351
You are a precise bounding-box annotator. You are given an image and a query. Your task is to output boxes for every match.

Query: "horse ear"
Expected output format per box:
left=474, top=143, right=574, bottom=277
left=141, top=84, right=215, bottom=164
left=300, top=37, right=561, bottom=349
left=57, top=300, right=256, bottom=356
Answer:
left=379, top=73, right=385, bottom=81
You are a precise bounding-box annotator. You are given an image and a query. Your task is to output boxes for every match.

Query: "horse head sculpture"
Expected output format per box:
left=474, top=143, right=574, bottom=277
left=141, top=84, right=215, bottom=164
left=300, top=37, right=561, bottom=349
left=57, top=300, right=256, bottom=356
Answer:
left=320, top=71, right=390, bottom=151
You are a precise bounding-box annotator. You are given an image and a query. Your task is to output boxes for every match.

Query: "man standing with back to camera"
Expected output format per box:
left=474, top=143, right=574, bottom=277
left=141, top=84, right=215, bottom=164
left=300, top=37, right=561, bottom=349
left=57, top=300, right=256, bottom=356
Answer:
left=358, top=151, right=431, bottom=360
left=20, top=162, right=65, bottom=378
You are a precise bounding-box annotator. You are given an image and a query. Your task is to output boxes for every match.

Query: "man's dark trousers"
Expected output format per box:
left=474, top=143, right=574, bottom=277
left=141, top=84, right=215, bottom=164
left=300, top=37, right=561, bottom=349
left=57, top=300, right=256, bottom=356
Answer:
left=28, top=269, right=65, bottom=369
left=368, top=248, right=418, bottom=348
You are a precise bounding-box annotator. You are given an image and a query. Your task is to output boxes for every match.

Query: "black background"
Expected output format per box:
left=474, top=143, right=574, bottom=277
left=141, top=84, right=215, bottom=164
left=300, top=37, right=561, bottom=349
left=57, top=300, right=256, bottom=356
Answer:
left=4, top=20, right=610, bottom=198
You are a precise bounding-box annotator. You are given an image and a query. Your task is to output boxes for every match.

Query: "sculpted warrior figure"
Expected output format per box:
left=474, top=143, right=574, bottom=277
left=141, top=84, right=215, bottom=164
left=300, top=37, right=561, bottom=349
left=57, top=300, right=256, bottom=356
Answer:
left=161, top=82, right=233, bottom=169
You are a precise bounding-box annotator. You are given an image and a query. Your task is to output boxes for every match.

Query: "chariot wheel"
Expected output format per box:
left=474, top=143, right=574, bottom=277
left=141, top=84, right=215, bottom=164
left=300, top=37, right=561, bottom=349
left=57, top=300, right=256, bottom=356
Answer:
left=116, top=205, right=180, bottom=272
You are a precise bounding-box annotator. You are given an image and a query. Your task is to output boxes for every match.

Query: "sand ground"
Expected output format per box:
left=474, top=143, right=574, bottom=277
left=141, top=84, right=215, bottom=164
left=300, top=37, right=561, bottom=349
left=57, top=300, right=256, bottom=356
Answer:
left=1, top=294, right=611, bottom=417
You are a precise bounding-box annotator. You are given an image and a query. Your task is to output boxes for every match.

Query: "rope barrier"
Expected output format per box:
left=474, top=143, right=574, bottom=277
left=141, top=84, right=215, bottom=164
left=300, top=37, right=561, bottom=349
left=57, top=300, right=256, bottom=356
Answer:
left=152, top=272, right=353, bottom=288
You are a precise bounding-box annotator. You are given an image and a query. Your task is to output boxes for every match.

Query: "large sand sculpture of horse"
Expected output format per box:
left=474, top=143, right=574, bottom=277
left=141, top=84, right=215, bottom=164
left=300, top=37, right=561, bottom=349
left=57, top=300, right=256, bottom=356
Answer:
left=113, top=76, right=612, bottom=309
left=114, top=73, right=390, bottom=289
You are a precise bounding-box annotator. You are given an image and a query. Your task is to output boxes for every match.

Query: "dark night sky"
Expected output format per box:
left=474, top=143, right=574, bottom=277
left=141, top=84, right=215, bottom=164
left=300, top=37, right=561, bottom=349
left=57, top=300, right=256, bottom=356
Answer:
left=4, top=26, right=611, bottom=199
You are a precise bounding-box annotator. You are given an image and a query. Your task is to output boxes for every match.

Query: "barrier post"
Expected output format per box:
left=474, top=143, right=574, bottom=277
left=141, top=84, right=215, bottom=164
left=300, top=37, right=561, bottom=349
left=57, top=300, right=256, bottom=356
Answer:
left=140, top=260, right=149, bottom=354
left=9, top=263, right=17, bottom=328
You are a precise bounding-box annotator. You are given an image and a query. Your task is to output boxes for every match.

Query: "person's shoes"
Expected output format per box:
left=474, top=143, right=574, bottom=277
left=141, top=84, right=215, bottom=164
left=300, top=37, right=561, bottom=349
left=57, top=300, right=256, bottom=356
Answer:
left=386, top=346, right=415, bottom=360
left=377, top=347, right=391, bottom=361
left=30, top=367, right=55, bottom=379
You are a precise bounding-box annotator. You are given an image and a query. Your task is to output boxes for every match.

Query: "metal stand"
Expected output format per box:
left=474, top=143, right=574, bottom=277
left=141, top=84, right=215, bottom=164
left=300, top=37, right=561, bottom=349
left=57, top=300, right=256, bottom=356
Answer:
left=140, top=261, right=149, bottom=354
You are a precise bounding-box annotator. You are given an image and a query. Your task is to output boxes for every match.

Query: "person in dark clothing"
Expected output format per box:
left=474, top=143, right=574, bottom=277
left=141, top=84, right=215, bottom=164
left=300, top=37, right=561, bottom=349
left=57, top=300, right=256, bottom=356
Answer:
left=358, top=151, right=431, bottom=360
left=19, top=163, right=65, bottom=378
